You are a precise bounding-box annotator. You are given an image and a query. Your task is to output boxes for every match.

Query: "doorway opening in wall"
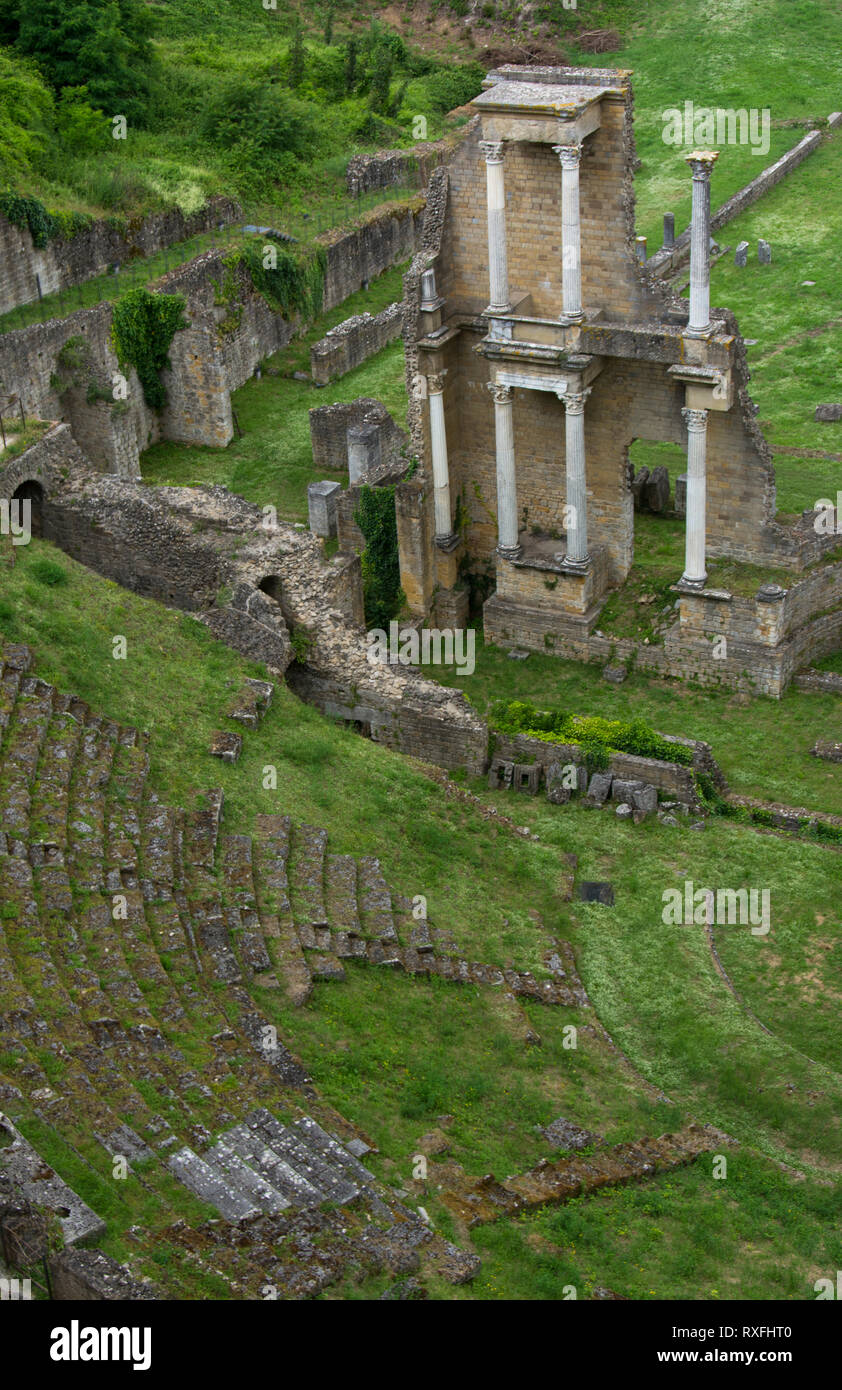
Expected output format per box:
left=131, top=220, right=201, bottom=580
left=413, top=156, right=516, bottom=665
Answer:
left=598, top=440, right=686, bottom=644
left=11, top=481, right=44, bottom=539
left=258, top=575, right=283, bottom=603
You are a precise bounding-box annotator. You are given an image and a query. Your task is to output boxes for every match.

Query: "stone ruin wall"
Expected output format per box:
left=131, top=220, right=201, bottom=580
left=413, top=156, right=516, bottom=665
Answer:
left=346, top=140, right=455, bottom=198
left=0, top=201, right=428, bottom=482
left=0, top=196, right=241, bottom=316
left=310, top=302, right=403, bottom=384
left=0, top=426, right=487, bottom=772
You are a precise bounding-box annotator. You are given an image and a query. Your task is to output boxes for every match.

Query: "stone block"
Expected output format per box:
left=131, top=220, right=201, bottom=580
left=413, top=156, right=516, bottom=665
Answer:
left=631, top=466, right=650, bottom=511
left=578, top=881, right=615, bottom=906
left=675, top=472, right=687, bottom=517
left=814, top=404, right=842, bottom=423
left=308, top=480, right=341, bottom=538
left=602, top=664, right=627, bottom=684
left=811, top=740, right=842, bottom=762
left=513, top=763, right=542, bottom=794
left=585, top=771, right=613, bottom=805
left=632, top=783, right=658, bottom=814
left=488, top=757, right=515, bottom=790
left=758, top=239, right=772, bottom=264
left=347, top=423, right=382, bottom=483
left=734, top=240, right=749, bottom=267
left=644, top=465, right=670, bottom=513
left=612, top=777, right=643, bottom=803
left=210, top=729, right=242, bottom=763
left=546, top=759, right=580, bottom=804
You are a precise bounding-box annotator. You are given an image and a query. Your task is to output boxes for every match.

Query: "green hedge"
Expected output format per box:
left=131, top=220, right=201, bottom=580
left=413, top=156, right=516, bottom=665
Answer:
left=491, top=699, right=696, bottom=766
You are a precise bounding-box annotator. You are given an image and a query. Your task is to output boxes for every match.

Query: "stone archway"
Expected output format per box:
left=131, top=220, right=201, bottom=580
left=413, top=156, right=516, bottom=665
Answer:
left=11, top=480, right=44, bottom=539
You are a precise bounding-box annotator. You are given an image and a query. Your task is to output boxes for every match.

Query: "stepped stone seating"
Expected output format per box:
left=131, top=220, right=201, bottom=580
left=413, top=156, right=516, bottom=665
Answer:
left=0, top=1113, right=106, bottom=1245
left=0, top=640, right=606, bottom=1296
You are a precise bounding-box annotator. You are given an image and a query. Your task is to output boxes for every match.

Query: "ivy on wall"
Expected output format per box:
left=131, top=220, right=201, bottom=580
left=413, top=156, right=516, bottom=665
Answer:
left=110, top=287, right=188, bottom=410
left=237, top=238, right=327, bottom=321
left=0, top=190, right=92, bottom=247
left=354, top=483, right=405, bottom=630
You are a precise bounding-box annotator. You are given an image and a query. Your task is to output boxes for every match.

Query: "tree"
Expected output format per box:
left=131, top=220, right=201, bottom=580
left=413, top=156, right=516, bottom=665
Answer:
left=288, top=19, right=305, bottom=89
left=344, top=38, right=357, bottom=95
left=1, top=0, right=155, bottom=125
left=324, top=3, right=334, bottom=46
left=368, top=45, right=392, bottom=114
left=0, top=48, right=54, bottom=183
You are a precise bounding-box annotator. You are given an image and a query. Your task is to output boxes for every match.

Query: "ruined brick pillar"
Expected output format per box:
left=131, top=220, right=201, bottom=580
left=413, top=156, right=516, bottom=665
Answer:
left=488, top=381, right=520, bottom=557
left=685, top=151, right=719, bottom=335
left=553, top=143, right=584, bottom=323
left=479, top=141, right=511, bottom=314
left=681, top=406, right=709, bottom=587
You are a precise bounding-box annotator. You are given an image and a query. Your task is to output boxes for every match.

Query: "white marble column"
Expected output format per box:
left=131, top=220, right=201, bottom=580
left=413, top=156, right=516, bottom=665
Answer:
left=553, top=142, right=584, bottom=323
left=479, top=140, right=511, bottom=314
left=488, top=382, right=520, bottom=557
left=685, top=151, right=718, bottom=335
left=561, top=388, right=591, bottom=568
left=427, top=371, right=455, bottom=544
left=681, top=406, right=709, bottom=587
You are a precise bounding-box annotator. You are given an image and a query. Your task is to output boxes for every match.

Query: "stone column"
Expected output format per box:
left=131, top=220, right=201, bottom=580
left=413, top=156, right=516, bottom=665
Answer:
left=479, top=141, right=511, bottom=314
left=427, top=371, right=455, bottom=545
left=553, top=143, right=584, bottom=323
left=681, top=406, right=709, bottom=587
left=560, top=388, right=591, bottom=568
left=685, top=151, right=718, bottom=335
left=488, top=382, right=520, bottom=558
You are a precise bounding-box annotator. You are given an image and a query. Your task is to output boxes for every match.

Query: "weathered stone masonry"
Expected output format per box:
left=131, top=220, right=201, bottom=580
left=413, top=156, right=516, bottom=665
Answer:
left=398, top=66, right=842, bottom=696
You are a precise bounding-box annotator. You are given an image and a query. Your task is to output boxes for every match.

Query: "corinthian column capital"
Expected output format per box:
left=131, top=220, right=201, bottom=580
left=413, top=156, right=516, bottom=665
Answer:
left=552, top=141, right=582, bottom=169
left=685, top=150, right=719, bottom=181
left=427, top=371, right=447, bottom=395
left=479, top=139, right=506, bottom=164
left=682, top=406, right=709, bottom=431
left=562, top=387, right=591, bottom=416
left=488, top=381, right=514, bottom=404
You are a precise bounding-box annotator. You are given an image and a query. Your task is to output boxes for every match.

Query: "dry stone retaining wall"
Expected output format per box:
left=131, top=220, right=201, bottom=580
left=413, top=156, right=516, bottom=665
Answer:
left=0, top=196, right=240, bottom=316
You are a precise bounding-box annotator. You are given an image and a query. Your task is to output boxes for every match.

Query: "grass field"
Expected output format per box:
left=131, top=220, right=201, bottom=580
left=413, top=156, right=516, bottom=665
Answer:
left=2, top=534, right=842, bottom=1297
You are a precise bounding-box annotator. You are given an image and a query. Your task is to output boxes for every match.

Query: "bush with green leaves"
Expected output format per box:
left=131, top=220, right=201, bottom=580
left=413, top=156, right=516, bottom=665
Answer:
left=491, top=699, right=696, bottom=766
left=110, top=288, right=189, bottom=410
left=354, top=484, right=405, bottom=630
left=0, top=48, right=53, bottom=185
left=0, top=0, right=156, bottom=125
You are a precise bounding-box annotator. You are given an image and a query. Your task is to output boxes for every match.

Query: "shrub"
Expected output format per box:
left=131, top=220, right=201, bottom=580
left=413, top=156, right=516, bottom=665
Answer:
left=237, top=240, right=326, bottom=321
left=490, top=699, right=696, bottom=766
left=355, top=484, right=405, bottom=630
left=30, top=558, right=67, bottom=587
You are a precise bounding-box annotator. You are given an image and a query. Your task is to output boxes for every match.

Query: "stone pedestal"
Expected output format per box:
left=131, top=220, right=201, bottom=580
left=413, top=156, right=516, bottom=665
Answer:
left=308, top=480, right=341, bottom=538
left=347, top=423, right=381, bottom=484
